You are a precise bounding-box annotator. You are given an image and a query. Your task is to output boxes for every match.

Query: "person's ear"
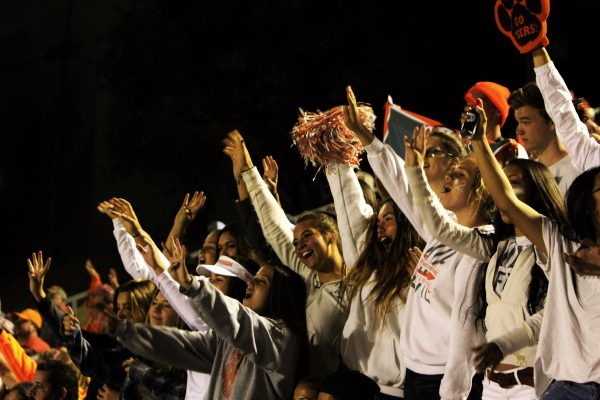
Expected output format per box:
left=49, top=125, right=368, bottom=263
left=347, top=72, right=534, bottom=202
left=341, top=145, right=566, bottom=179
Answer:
left=59, top=386, right=68, bottom=400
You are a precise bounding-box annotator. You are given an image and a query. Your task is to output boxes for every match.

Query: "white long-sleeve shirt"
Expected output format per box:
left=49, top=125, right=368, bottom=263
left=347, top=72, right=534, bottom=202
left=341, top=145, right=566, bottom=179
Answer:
left=365, top=137, right=490, bottom=400
left=400, top=164, right=544, bottom=368
left=112, top=219, right=210, bottom=400
left=326, top=164, right=405, bottom=397
left=242, top=167, right=347, bottom=377
left=535, top=61, right=600, bottom=172
left=532, top=217, right=600, bottom=397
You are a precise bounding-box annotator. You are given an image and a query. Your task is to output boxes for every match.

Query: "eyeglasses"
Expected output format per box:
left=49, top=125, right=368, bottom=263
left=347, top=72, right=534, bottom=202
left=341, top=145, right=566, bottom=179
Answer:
left=424, top=148, right=456, bottom=159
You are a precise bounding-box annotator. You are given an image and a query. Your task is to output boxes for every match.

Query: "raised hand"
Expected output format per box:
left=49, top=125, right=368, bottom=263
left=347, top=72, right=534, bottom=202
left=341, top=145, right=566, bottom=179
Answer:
left=61, top=306, right=80, bottom=337
left=27, top=251, right=51, bottom=302
left=472, top=342, right=504, bottom=373
left=109, top=197, right=143, bottom=237
left=564, top=239, right=600, bottom=277
left=223, top=129, right=255, bottom=184
left=262, top=155, right=281, bottom=204
left=165, top=191, right=207, bottom=252
left=461, top=98, right=488, bottom=142
left=403, top=125, right=428, bottom=168
left=84, top=259, right=99, bottom=279
left=134, top=231, right=169, bottom=276
left=173, top=191, right=206, bottom=226
left=107, top=268, right=119, bottom=289
left=97, top=200, right=120, bottom=220
left=167, top=238, right=193, bottom=290
left=343, top=85, right=374, bottom=146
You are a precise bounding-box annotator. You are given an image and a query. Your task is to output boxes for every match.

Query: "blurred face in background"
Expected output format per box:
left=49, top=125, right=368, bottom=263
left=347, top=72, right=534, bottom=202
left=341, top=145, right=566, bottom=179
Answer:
left=148, top=292, right=178, bottom=327
left=198, top=230, right=218, bottom=265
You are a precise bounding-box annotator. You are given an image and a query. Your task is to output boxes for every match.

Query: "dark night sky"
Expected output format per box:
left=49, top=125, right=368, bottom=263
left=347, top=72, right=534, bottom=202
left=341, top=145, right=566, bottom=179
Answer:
left=2, top=0, right=599, bottom=311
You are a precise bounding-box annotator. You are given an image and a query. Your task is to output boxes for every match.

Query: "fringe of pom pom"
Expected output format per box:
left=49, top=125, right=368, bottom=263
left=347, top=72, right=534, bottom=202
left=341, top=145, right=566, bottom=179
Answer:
left=291, top=104, right=376, bottom=175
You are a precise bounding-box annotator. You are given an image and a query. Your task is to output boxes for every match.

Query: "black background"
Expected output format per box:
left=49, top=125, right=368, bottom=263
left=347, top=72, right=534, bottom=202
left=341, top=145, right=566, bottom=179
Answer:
left=2, top=0, right=599, bottom=311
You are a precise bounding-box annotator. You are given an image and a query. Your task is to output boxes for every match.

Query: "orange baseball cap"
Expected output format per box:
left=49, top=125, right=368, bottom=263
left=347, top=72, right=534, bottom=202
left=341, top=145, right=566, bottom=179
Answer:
left=15, top=308, right=43, bottom=330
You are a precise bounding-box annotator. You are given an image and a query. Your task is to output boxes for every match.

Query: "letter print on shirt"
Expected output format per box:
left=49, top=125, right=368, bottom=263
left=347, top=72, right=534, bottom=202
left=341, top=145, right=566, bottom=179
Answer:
left=493, top=238, right=523, bottom=296
left=411, top=241, right=457, bottom=303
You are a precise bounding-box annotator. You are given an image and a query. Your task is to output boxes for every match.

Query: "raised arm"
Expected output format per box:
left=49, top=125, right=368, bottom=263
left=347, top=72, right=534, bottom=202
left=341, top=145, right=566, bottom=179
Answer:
left=224, top=129, right=310, bottom=277
left=262, top=155, right=281, bottom=206
left=142, top=237, right=294, bottom=371
left=164, top=191, right=206, bottom=254
left=469, top=101, right=546, bottom=256
left=325, top=164, right=373, bottom=268
left=532, top=47, right=600, bottom=170
left=404, top=127, right=492, bottom=261
left=344, top=86, right=431, bottom=240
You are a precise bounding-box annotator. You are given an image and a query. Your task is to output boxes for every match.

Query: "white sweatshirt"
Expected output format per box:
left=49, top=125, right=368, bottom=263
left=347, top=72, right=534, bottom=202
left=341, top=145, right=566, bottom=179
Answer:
left=242, top=167, right=347, bottom=377
left=326, top=164, right=405, bottom=397
left=484, top=236, right=543, bottom=367
left=365, top=137, right=489, bottom=399
left=533, top=217, right=600, bottom=397
left=112, top=219, right=210, bottom=400
left=535, top=61, right=600, bottom=171
left=403, top=164, right=544, bottom=369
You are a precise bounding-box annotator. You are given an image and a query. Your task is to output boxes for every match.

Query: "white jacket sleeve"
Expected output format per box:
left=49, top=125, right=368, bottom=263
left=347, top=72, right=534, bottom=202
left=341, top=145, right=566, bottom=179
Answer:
left=112, top=219, right=208, bottom=331
left=535, top=61, right=600, bottom=170
left=325, top=164, right=373, bottom=269
left=406, top=165, right=493, bottom=262
left=112, top=218, right=156, bottom=281
left=242, top=167, right=311, bottom=278
left=365, top=137, right=431, bottom=241
left=494, top=308, right=544, bottom=357
left=155, top=272, right=209, bottom=332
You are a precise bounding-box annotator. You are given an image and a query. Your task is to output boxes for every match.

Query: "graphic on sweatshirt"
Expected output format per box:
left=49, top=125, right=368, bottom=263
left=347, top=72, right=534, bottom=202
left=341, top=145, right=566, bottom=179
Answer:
left=222, top=348, right=243, bottom=398
left=411, top=242, right=456, bottom=303
left=493, top=239, right=524, bottom=296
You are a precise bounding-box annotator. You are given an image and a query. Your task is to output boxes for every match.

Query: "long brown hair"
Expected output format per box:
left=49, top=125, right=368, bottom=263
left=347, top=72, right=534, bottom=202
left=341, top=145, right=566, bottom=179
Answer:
left=345, top=199, right=423, bottom=325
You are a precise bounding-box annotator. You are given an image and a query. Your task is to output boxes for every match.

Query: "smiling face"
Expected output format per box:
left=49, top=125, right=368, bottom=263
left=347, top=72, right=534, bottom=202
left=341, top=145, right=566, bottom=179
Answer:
left=439, top=157, right=479, bottom=212
left=148, top=292, right=178, bottom=327
left=292, top=220, right=334, bottom=271
left=423, top=136, right=460, bottom=195
left=514, top=105, right=555, bottom=155
left=377, top=201, right=397, bottom=252
left=243, top=265, right=273, bottom=313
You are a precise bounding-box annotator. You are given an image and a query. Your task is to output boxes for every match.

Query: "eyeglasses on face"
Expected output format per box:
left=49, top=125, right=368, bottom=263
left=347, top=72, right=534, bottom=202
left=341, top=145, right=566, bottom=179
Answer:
left=424, top=148, right=455, bottom=159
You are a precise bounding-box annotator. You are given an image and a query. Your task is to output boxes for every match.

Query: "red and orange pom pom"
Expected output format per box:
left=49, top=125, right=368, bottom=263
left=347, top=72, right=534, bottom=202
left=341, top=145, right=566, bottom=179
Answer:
left=291, top=104, right=376, bottom=174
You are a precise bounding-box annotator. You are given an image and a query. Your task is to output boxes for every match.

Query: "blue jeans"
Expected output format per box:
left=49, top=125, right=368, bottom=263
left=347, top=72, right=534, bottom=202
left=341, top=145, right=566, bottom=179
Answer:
left=403, top=369, right=483, bottom=400
left=404, top=369, right=443, bottom=399
left=541, top=381, right=600, bottom=400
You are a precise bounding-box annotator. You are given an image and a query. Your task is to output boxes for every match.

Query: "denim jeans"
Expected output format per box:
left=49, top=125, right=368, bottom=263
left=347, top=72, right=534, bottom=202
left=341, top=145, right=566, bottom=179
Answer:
left=404, top=369, right=443, bottom=399
left=541, top=380, right=600, bottom=400
left=403, top=369, right=483, bottom=400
